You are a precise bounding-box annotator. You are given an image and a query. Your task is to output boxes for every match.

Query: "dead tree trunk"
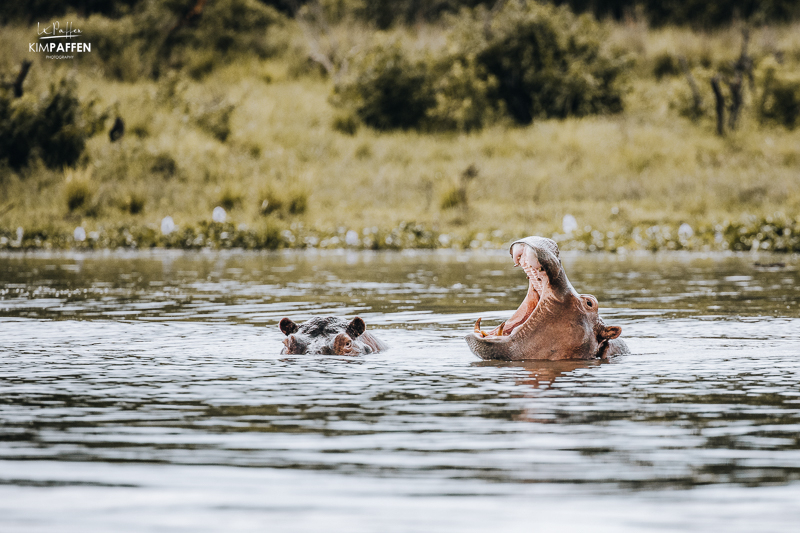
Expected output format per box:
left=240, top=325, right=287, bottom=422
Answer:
left=13, top=60, right=32, bottom=98
left=724, top=27, right=751, bottom=131
left=736, top=27, right=754, bottom=91
left=297, top=0, right=341, bottom=80
left=679, top=56, right=703, bottom=119
left=711, top=76, right=725, bottom=136
left=727, top=75, right=743, bottom=131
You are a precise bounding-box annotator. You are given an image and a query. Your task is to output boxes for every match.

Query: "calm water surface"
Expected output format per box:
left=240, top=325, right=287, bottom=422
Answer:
left=1, top=250, right=800, bottom=532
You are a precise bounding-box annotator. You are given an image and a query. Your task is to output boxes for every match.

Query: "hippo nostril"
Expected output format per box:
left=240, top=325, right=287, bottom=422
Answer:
left=284, top=334, right=299, bottom=354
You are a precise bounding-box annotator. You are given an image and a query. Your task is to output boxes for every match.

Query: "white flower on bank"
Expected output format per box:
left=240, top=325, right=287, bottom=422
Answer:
left=562, top=214, right=578, bottom=234
left=345, top=230, right=359, bottom=246
left=73, top=227, right=86, bottom=242
left=212, top=206, right=227, bottom=223
left=161, top=216, right=176, bottom=235
left=678, top=223, right=694, bottom=239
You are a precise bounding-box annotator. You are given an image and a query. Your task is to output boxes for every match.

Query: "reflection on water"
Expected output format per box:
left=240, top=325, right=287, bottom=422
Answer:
left=1, top=250, right=799, bottom=532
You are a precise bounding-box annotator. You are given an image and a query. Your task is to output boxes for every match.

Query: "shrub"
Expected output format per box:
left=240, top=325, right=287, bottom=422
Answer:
left=652, top=52, right=681, bottom=80
left=440, top=186, right=466, bottom=210
left=440, top=164, right=478, bottom=210
left=333, top=40, right=435, bottom=130
left=465, top=1, right=630, bottom=124
left=426, top=54, right=501, bottom=132
left=332, top=113, right=360, bottom=135
left=668, top=67, right=712, bottom=120
left=83, top=0, right=286, bottom=81
left=149, top=152, right=177, bottom=177
left=258, top=187, right=307, bottom=216
left=259, top=188, right=284, bottom=215
left=758, top=57, right=800, bottom=130
left=287, top=190, right=308, bottom=215
left=119, top=192, right=146, bottom=214
left=334, top=2, right=630, bottom=130
left=65, top=176, right=93, bottom=212
left=552, top=1, right=800, bottom=28
left=218, top=185, right=244, bottom=210
left=192, top=98, right=235, bottom=142
left=0, top=77, right=105, bottom=170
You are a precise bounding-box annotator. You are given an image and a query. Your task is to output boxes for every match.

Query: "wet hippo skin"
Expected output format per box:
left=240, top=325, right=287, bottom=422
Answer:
left=279, top=316, right=388, bottom=355
left=466, top=236, right=630, bottom=361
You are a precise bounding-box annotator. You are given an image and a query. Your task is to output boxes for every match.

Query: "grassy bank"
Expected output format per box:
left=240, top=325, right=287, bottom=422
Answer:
left=1, top=14, right=799, bottom=252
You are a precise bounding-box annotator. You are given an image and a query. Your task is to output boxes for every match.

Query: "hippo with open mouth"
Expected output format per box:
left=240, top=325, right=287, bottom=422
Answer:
left=466, top=236, right=629, bottom=360
left=279, top=316, right=387, bottom=355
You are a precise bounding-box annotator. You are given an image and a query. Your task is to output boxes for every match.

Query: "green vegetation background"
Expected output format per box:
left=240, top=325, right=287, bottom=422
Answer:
left=1, top=0, right=799, bottom=252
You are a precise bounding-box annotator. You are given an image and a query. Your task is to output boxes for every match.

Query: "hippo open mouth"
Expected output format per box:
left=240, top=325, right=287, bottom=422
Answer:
left=465, top=236, right=629, bottom=361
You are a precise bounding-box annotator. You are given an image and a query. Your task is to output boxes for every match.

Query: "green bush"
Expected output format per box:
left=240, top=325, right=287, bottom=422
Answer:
left=84, top=9, right=164, bottom=82
left=440, top=186, right=466, bottom=210
left=259, top=188, right=284, bottom=215
left=552, top=1, right=800, bottom=28
left=287, top=189, right=308, bottom=215
left=465, top=1, right=630, bottom=124
left=83, top=0, right=286, bottom=81
left=333, top=41, right=435, bottom=130
left=0, top=78, right=105, bottom=170
left=0, top=0, right=140, bottom=22
left=258, top=186, right=307, bottom=216
left=652, top=52, right=681, bottom=80
left=758, top=57, right=800, bottom=130
left=334, top=2, right=630, bottom=130
left=426, top=54, right=501, bottom=132
left=149, top=152, right=178, bottom=177
left=332, top=113, right=360, bottom=135
left=218, top=185, right=243, bottom=210
left=65, top=177, right=92, bottom=212
left=192, top=98, right=235, bottom=142
left=119, top=192, right=146, bottom=214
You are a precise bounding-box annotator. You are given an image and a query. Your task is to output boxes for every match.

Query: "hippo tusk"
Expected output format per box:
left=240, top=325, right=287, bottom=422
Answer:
left=497, top=321, right=505, bottom=336
left=474, top=318, right=487, bottom=337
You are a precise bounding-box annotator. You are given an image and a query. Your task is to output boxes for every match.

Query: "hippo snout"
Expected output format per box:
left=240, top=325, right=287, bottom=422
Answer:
left=283, top=334, right=308, bottom=355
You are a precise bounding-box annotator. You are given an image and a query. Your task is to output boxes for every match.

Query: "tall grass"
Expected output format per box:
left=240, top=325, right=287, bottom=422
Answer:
left=1, top=17, right=799, bottom=250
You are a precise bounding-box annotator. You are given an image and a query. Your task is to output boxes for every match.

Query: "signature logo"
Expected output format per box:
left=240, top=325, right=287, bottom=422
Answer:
left=29, top=21, right=91, bottom=56
left=38, top=21, right=82, bottom=40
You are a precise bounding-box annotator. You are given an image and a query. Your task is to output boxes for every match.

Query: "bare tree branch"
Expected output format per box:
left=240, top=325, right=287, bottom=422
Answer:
left=679, top=56, right=703, bottom=120
left=710, top=76, right=725, bottom=136
left=13, top=60, right=32, bottom=98
left=297, top=0, right=343, bottom=80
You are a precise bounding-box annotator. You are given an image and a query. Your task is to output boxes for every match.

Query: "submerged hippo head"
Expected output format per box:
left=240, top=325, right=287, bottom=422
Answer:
left=465, top=236, right=629, bottom=361
left=279, top=316, right=387, bottom=355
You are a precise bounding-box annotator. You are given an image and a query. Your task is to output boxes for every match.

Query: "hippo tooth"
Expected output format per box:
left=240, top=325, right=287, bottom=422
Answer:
left=474, top=318, right=488, bottom=337
left=497, top=321, right=505, bottom=336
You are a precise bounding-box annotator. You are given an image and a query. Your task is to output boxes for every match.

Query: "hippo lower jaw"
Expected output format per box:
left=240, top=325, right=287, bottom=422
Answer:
left=465, top=269, right=551, bottom=360
left=465, top=236, right=629, bottom=361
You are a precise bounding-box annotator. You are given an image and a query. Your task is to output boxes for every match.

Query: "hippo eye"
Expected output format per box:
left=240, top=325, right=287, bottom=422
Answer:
left=586, top=299, right=593, bottom=307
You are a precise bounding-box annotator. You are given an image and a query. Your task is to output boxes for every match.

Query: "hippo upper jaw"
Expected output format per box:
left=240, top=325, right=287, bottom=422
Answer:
left=466, top=236, right=626, bottom=361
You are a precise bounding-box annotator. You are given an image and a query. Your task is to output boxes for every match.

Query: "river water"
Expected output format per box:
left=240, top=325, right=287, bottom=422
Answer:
left=1, top=250, right=799, bottom=532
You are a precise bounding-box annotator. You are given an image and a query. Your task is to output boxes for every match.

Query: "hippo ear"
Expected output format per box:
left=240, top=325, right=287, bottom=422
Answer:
left=346, top=317, right=366, bottom=339
left=280, top=318, right=299, bottom=336
left=599, top=325, right=622, bottom=340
